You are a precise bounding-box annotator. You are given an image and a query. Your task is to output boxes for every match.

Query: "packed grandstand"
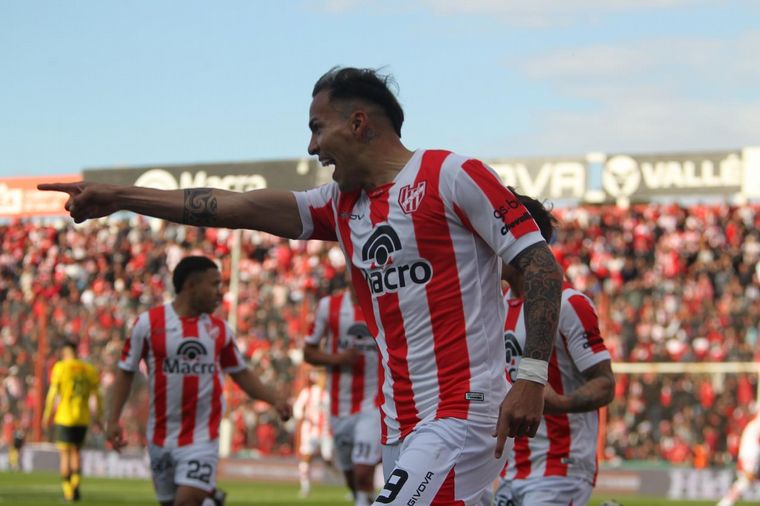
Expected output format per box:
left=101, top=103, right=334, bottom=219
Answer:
left=1, top=151, right=759, bottom=497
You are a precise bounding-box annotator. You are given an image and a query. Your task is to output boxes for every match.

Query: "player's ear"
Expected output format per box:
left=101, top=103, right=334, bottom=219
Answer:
left=350, top=110, right=369, bottom=137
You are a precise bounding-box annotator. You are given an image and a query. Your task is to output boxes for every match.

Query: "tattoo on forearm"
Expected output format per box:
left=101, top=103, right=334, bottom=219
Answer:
left=568, top=387, right=605, bottom=412
left=512, top=244, right=563, bottom=361
left=183, top=189, right=218, bottom=225
left=568, top=373, right=616, bottom=412
left=567, top=362, right=616, bottom=412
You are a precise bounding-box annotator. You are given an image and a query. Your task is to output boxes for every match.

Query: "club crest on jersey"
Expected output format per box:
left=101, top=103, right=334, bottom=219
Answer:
left=398, top=181, right=426, bottom=214
left=163, top=339, right=216, bottom=375
left=203, top=321, right=220, bottom=340
left=360, top=225, right=432, bottom=297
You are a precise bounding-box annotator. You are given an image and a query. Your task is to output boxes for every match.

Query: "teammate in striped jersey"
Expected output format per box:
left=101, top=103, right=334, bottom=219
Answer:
left=304, top=283, right=381, bottom=506
left=40, top=66, right=564, bottom=505
left=493, top=192, right=615, bottom=506
left=717, top=411, right=760, bottom=506
left=293, top=370, right=333, bottom=499
left=106, top=256, right=291, bottom=506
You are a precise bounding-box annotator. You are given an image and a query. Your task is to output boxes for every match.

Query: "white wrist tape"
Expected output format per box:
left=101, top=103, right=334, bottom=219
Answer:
left=516, top=357, right=549, bottom=384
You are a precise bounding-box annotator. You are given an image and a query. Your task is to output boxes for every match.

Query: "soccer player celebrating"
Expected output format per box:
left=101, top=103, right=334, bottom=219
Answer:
left=292, top=369, right=333, bottom=499
left=43, top=340, right=103, bottom=503
left=303, top=281, right=381, bottom=506
left=717, top=410, right=760, bottom=506
left=494, top=191, right=615, bottom=506
left=40, top=66, right=563, bottom=504
left=105, top=256, right=291, bottom=506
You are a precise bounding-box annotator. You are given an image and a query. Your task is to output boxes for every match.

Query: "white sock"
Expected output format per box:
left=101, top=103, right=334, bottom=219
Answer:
left=298, top=461, right=310, bottom=492
left=355, top=490, right=371, bottom=506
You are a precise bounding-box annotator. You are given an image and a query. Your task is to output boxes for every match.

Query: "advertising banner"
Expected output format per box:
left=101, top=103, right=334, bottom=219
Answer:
left=0, top=175, right=79, bottom=218
left=599, top=150, right=743, bottom=201
left=742, top=147, right=760, bottom=198
left=4, top=446, right=760, bottom=501
left=83, top=159, right=330, bottom=192
left=487, top=157, right=589, bottom=202
left=487, top=149, right=750, bottom=203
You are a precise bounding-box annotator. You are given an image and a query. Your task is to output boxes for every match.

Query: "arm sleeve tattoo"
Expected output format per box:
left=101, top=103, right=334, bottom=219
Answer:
left=568, top=361, right=616, bottom=412
left=511, top=243, right=563, bottom=361
left=182, top=189, right=218, bottom=226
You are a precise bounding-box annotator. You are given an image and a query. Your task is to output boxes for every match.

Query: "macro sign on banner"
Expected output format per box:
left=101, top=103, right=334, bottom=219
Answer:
left=0, top=175, right=80, bottom=218
left=83, top=159, right=330, bottom=192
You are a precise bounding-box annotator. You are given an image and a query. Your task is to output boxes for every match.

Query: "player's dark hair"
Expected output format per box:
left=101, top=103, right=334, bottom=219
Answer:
left=172, top=256, right=218, bottom=294
left=509, top=187, right=558, bottom=244
left=61, top=340, right=78, bottom=354
left=313, top=66, right=405, bottom=137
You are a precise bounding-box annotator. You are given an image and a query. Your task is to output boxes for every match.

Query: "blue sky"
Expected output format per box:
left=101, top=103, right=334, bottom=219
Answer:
left=1, top=0, right=758, bottom=178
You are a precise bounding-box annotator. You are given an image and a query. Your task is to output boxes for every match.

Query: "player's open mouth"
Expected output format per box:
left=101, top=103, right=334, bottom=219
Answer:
left=319, top=158, right=335, bottom=167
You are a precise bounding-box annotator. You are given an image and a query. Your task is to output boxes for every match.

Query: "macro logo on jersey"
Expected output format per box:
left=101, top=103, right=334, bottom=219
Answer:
left=398, top=181, right=426, bottom=214
left=360, top=225, right=432, bottom=297
left=163, top=340, right=216, bottom=375
left=504, top=331, right=522, bottom=383
left=347, top=322, right=376, bottom=352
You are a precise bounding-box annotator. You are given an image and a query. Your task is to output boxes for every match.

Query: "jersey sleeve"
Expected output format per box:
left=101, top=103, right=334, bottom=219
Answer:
left=88, top=363, right=100, bottom=388
left=448, top=157, right=545, bottom=264
left=49, top=362, right=62, bottom=388
left=292, top=183, right=340, bottom=241
left=119, top=313, right=149, bottom=372
left=43, top=362, right=62, bottom=422
left=304, top=296, right=330, bottom=346
left=220, top=322, right=247, bottom=374
left=559, top=289, right=611, bottom=373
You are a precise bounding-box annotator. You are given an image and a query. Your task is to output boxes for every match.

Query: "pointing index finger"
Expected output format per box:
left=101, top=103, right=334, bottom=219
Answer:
left=493, top=409, right=511, bottom=459
left=37, top=182, right=77, bottom=193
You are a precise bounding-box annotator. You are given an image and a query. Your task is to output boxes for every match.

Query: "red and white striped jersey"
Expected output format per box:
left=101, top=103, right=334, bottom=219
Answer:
left=304, top=290, right=380, bottom=416
left=118, top=303, right=246, bottom=448
left=294, top=149, right=545, bottom=444
left=501, top=283, right=611, bottom=484
left=293, top=384, right=331, bottom=440
left=737, top=414, right=760, bottom=475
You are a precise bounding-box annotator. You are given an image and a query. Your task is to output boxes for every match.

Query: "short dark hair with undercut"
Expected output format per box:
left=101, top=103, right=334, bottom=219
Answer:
left=508, top=187, right=558, bottom=244
left=172, top=256, right=218, bottom=294
left=313, top=66, right=405, bottom=137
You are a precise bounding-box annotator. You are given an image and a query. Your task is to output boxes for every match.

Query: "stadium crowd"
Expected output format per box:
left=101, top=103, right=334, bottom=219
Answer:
left=1, top=202, right=758, bottom=468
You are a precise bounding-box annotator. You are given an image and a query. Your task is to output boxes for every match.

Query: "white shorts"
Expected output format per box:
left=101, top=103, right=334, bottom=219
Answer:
left=496, top=476, right=593, bottom=506
left=299, top=427, right=334, bottom=462
left=376, top=418, right=506, bottom=505
left=148, top=440, right=218, bottom=502
left=332, top=411, right=382, bottom=471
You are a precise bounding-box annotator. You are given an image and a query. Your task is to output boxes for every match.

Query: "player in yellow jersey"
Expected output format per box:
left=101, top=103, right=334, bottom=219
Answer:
left=43, top=340, right=103, bottom=503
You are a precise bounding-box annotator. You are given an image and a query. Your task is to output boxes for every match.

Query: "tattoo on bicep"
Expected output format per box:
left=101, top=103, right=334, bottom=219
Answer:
left=512, top=244, right=563, bottom=361
left=582, top=361, right=614, bottom=383
left=183, top=189, right=218, bottom=226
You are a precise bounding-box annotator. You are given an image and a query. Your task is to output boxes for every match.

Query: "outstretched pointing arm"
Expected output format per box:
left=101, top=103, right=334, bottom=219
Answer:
left=37, top=182, right=303, bottom=238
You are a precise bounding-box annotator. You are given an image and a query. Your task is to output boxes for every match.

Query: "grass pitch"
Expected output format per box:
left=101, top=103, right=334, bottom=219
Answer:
left=0, top=471, right=749, bottom=505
